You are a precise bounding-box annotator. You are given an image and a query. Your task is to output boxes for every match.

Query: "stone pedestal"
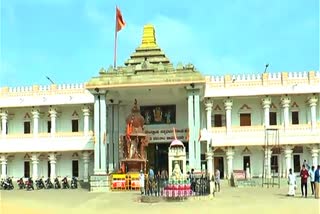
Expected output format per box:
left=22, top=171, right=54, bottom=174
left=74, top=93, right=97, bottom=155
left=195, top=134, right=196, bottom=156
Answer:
left=90, top=175, right=110, bottom=192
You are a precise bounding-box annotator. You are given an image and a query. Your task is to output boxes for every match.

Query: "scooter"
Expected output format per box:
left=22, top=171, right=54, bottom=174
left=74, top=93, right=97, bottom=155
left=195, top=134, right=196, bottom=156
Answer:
left=35, top=177, right=45, bottom=190
left=71, top=177, right=78, bottom=189
left=45, top=178, right=54, bottom=189
left=17, top=177, right=25, bottom=189
left=62, top=176, right=70, bottom=189
left=26, top=178, right=34, bottom=191
left=2, top=177, right=14, bottom=190
left=54, top=177, right=61, bottom=189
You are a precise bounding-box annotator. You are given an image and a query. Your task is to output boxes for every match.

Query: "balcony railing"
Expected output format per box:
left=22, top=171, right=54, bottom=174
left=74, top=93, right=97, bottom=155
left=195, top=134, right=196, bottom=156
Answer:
left=1, top=131, right=94, bottom=139
left=210, top=123, right=320, bottom=146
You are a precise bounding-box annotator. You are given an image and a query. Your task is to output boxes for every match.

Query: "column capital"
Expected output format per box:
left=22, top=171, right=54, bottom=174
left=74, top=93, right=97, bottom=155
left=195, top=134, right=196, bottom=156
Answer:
left=204, top=98, right=213, bottom=111
left=308, top=95, right=318, bottom=107
left=0, top=110, right=8, bottom=120
left=280, top=96, right=291, bottom=108
left=224, top=98, right=233, bottom=110
left=48, top=153, right=57, bottom=161
left=82, top=151, right=91, bottom=160
left=31, top=153, right=40, bottom=162
left=31, top=108, right=40, bottom=118
left=261, top=96, right=272, bottom=109
left=82, top=106, right=91, bottom=116
left=49, top=108, right=57, bottom=116
left=0, top=154, right=8, bottom=162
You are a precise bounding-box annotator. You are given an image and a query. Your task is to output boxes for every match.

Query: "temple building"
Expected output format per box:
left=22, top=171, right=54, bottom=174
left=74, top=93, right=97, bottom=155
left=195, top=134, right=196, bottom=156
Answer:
left=0, top=24, right=319, bottom=190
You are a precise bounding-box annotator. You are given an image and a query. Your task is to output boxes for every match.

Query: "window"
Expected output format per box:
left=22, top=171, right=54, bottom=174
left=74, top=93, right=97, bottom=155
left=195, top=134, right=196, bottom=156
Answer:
left=24, top=161, right=30, bottom=178
left=24, top=121, right=31, bottom=134
left=47, top=121, right=51, bottom=133
left=72, top=120, right=79, bottom=132
left=240, top=113, right=251, bottom=126
left=271, top=155, right=278, bottom=173
left=269, top=112, right=277, bottom=125
left=291, top=111, right=299, bottom=125
left=72, top=160, right=79, bottom=177
left=214, top=114, right=222, bottom=127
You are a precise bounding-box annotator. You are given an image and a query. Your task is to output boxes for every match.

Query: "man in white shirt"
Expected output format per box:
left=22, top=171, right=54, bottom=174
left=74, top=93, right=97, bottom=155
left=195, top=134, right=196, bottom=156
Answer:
left=287, top=168, right=296, bottom=196
left=309, top=166, right=315, bottom=195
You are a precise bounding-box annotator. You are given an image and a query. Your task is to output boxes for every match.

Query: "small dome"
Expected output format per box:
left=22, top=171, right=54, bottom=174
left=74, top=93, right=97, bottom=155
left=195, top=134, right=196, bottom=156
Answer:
left=170, top=139, right=184, bottom=147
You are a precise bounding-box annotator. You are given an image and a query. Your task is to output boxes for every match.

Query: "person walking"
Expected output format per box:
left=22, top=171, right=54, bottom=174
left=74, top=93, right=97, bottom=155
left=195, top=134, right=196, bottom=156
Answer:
left=315, top=165, right=320, bottom=199
left=287, top=168, right=296, bottom=196
left=139, top=170, right=145, bottom=195
left=215, top=169, right=221, bottom=192
left=300, top=165, right=309, bottom=198
left=309, top=166, right=315, bottom=195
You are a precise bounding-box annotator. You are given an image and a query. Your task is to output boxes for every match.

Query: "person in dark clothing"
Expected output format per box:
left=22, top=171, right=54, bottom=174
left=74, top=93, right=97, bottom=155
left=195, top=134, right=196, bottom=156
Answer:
left=300, top=164, right=309, bottom=198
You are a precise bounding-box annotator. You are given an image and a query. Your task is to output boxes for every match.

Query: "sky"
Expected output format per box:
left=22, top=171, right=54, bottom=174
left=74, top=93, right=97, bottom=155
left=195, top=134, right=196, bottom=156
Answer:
left=0, top=0, right=319, bottom=87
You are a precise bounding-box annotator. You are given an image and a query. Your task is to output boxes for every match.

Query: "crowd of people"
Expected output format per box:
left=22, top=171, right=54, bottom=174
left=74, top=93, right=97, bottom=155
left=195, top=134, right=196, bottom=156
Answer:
left=287, top=160, right=320, bottom=199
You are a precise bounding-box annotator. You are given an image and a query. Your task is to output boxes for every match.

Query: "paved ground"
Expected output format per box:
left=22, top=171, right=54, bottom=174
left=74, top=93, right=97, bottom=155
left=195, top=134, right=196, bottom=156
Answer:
left=0, top=181, right=319, bottom=214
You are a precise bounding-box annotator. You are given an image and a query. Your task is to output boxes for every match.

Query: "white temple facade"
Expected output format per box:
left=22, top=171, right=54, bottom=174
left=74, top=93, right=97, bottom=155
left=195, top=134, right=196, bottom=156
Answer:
left=0, top=25, right=319, bottom=184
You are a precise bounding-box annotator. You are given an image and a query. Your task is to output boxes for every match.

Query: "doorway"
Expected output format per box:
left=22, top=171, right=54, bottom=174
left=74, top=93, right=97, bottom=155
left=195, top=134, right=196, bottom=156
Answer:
left=243, top=156, right=250, bottom=171
left=293, top=155, right=300, bottom=173
left=214, top=157, right=224, bottom=179
left=24, top=161, right=30, bottom=178
left=72, top=160, right=79, bottom=177
left=48, top=161, right=51, bottom=178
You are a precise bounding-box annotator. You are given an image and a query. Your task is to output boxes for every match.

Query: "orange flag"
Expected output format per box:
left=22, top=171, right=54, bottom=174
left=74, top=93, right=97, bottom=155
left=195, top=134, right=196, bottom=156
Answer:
left=116, top=7, right=125, bottom=32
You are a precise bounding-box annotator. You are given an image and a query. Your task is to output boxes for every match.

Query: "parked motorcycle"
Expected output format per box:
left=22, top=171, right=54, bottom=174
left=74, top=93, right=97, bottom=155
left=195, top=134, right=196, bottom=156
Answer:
left=71, top=177, right=78, bottom=189
left=1, top=177, right=14, bottom=190
left=54, top=177, right=61, bottom=189
left=45, top=178, right=54, bottom=189
left=26, top=178, right=34, bottom=191
left=17, top=178, right=25, bottom=189
left=35, top=177, right=45, bottom=190
left=62, top=176, right=70, bottom=189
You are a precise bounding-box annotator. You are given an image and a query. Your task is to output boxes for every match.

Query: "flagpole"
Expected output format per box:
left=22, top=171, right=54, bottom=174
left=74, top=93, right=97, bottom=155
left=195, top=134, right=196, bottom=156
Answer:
left=113, top=6, right=118, bottom=69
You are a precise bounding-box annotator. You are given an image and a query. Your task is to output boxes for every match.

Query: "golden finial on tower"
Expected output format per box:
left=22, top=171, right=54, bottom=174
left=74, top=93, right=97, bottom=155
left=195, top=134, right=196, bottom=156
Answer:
left=140, top=24, right=157, bottom=48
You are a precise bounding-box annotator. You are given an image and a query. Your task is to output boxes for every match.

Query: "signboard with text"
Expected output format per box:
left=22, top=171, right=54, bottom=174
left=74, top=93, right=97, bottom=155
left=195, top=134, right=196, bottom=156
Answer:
left=145, top=128, right=188, bottom=143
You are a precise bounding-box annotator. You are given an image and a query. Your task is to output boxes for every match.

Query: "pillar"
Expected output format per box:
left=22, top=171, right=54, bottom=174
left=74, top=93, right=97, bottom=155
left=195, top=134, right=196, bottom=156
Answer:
left=194, top=93, right=201, bottom=169
left=226, top=147, right=234, bottom=179
left=93, top=91, right=107, bottom=175
left=48, top=153, right=56, bottom=180
left=311, top=146, right=319, bottom=168
left=1, top=111, right=8, bottom=136
left=49, top=108, right=57, bottom=136
left=82, top=106, right=90, bottom=136
left=205, top=99, right=213, bottom=152
left=280, top=96, right=291, bottom=130
left=0, top=155, right=7, bottom=179
left=284, top=146, right=293, bottom=177
left=308, top=95, right=318, bottom=131
left=206, top=152, right=213, bottom=178
left=224, top=98, right=233, bottom=134
left=31, top=153, right=40, bottom=180
left=264, top=148, right=272, bottom=179
left=83, top=151, right=90, bottom=182
left=187, top=91, right=195, bottom=169
left=32, top=108, right=40, bottom=136
left=262, top=97, right=271, bottom=128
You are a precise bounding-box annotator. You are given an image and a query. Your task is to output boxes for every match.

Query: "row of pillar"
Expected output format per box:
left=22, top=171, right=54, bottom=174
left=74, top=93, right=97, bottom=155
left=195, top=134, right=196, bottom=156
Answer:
left=0, top=152, right=91, bottom=181
left=0, top=106, right=91, bottom=137
left=204, top=95, right=318, bottom=134
left=205, top=145, right=319, bottom=179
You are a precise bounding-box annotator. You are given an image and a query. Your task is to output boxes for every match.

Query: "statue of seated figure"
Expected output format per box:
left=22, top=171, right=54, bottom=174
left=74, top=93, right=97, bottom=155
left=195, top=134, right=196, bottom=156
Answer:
left=172, top=161, right=182, bottom=180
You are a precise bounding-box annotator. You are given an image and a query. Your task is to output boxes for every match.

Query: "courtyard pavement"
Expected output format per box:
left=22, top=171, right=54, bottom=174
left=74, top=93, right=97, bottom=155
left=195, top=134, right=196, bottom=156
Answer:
left=0, top=180, right=319, bottom=214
